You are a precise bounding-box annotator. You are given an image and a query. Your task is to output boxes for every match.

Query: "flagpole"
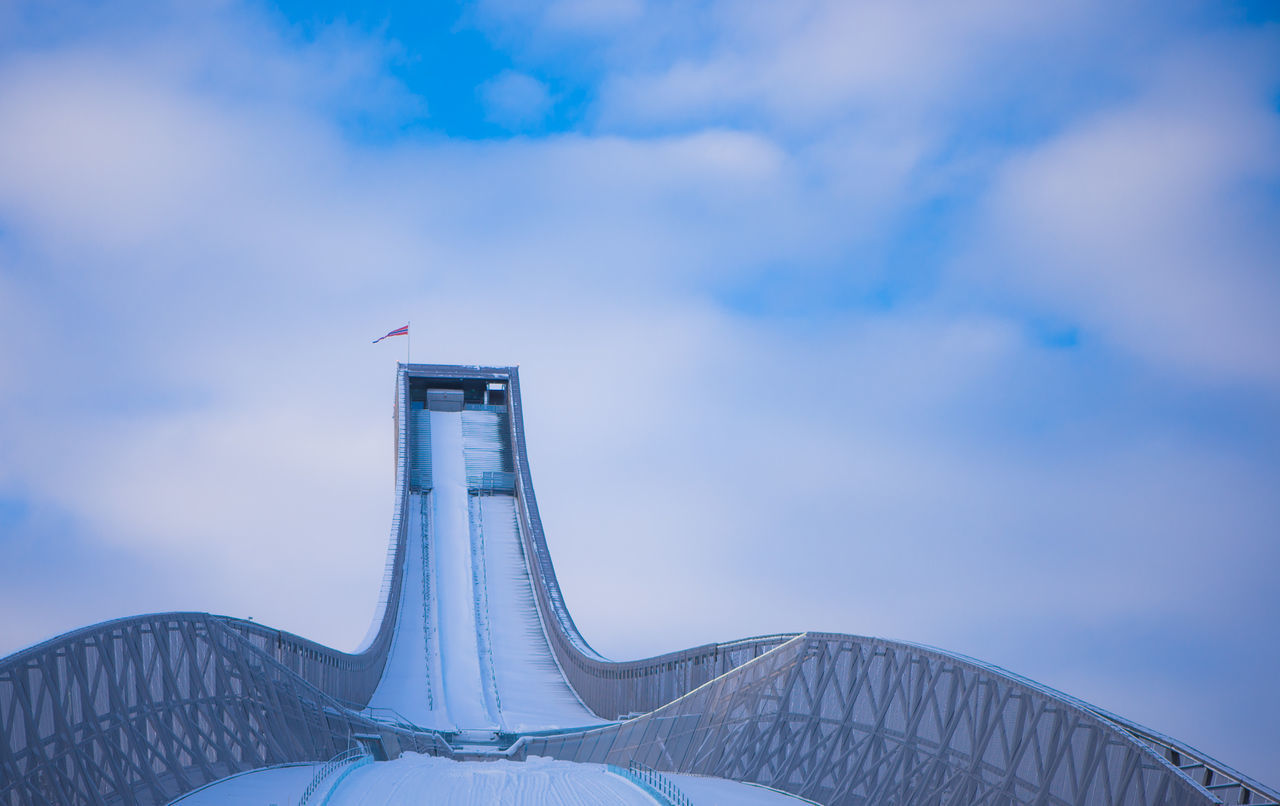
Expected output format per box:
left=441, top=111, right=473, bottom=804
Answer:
left=406, top=320, right=411, bottom=366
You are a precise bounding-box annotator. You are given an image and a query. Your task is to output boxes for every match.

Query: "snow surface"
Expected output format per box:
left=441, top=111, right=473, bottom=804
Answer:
left=168, top=763, right=319, bottom=805
left=324, top=754, right=654, bottom=806
left=478, top=495, right=602, bottom=730
left=668, top=773, right=819, bottom=804
left=430, top=409, right=497, bottom=730
left=365, top=493, right=445, bottom=728
left=170, top=759, right=812, bottom=806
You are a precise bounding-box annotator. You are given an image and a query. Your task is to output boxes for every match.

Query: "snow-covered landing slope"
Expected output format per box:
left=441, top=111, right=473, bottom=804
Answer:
left=325, top=755, right=651, bottom=806
left=430, top=409, right=498, bottom=731
left=477, top=495, right=602, bottom=730
left=367, top=407, right=604, bottom=734
left=364, top=492, right=447, bottom=729
left=668, top=773, right=822, bottom=804
left=171, top=757, right=816, bottom=806
left=168, top=763, right=319, bottom=805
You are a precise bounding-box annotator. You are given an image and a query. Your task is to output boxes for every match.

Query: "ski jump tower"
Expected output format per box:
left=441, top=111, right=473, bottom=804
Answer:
left=1, top=364, right=1275, bottom=805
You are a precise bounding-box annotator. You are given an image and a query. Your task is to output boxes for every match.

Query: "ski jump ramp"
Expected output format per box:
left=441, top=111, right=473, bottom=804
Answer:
left=1, top=364, right=1274, bottom=805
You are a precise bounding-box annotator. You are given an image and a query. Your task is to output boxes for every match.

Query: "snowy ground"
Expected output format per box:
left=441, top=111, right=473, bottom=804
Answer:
left=325, top=754, right=652, bottom=806
left=168, top=763, right=319, bottom=805
left=170, top=757, right=817, bottom=805
left=479, top=494, right=603, bottom=731
left=668, top=773, right=819, bottom=804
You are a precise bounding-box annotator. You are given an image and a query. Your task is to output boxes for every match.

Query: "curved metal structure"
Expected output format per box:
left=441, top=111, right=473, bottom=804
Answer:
left=1, top=364, right=1274, bottom=805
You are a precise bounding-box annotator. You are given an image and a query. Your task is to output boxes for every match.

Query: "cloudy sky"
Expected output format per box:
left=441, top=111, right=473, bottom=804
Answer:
left=1, top=0, right=1277, bottom=784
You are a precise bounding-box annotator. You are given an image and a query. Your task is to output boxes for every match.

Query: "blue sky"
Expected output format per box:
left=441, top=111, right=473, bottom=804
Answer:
left=0, top=0, right=1278, bottom=784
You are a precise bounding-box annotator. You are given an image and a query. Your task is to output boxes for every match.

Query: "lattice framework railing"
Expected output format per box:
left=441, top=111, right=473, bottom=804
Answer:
left=523, top=633, right=1228, bottom=806
left=0, top=612, right=448, bottom=806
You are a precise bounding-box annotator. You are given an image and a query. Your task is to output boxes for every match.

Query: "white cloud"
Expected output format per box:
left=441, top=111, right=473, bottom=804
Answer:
left=540, top=0, right=645, bottom=33
left=569, top=0, right=1108, bottom=132
left=480, top=70, right=554, bottom=128
left=971, top=35, right=1280, bottom=388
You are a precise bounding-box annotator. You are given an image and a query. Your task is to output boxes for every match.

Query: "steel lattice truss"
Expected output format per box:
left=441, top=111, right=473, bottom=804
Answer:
left=0, top=614, right=446, bottom=806
left=1, top=365, right=1274, bottom=806
left=527, top=634, right=1216, bottom=806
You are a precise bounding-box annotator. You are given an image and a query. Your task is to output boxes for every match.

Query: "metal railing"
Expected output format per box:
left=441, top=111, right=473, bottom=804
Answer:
left=358, top=705, right=431, bottom=733
left=298, top=746, right=371, bottom=806
left=1102, top=714, right=1280, bottom=806
left=607, top=760, right=694, bottom=806
left=419, top=492, right=436, bottom=711
left=475, top=470, right=516, bottom=494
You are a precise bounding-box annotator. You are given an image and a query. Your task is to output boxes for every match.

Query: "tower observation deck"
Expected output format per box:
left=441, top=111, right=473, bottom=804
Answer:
left=1, top=364, right=1275, bottom=805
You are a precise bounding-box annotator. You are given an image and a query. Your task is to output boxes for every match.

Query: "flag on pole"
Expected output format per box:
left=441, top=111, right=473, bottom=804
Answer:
left=372, top=324, right=409, bottom=343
